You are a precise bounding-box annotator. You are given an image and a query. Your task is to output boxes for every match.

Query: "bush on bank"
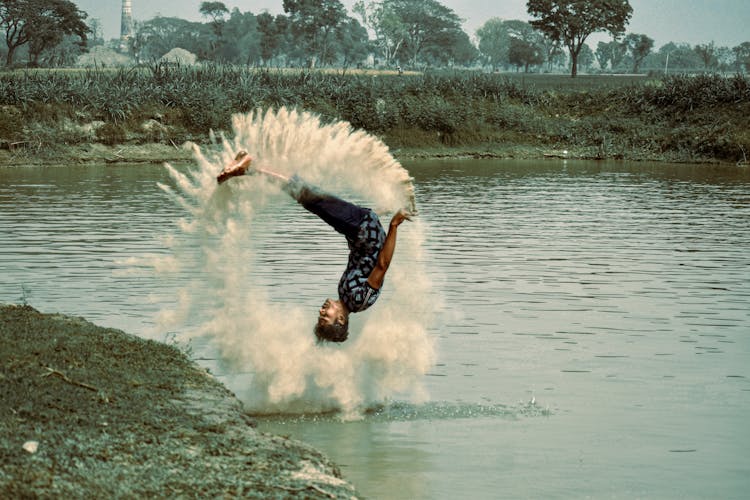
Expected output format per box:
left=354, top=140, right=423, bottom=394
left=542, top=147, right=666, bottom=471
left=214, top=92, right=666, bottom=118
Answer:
left=0, top=65, right=748, bottom=164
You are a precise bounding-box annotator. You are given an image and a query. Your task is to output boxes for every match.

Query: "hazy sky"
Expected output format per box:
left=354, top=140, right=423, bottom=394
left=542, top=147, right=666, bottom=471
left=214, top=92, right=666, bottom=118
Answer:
left=74, top=0, right=750, bottom=49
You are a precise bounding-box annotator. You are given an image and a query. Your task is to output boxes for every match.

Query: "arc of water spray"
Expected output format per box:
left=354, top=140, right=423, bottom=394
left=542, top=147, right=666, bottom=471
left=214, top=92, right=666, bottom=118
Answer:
left=156, top=107, right=434, bottom=416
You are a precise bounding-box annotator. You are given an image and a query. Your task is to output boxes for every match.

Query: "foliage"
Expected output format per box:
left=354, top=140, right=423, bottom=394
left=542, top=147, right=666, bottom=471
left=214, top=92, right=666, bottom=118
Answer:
left=475, top=18, right=509, bottom=69
left=132, top=17, right=209, bottom=62
left=283, top=0, right=347, bottom=67
left=734, top=42, right=750, bottom=73
left=353, top=0, right=468, bottom=68
left=576, top=42, right=594, bottom=70
left=199, top=2, right=229, bottom=29
left=0, top=0, right=90, bottom=66
left=256, top=12, right=287, bottom=65
left=509, top=38, right=544, bottom=72
left=622, top=33, right=653, bottom=73
left=477, top=18, right=547, bottom=72
left=216, top=10, right=260, bottom=65
left=335, top=17, right=370, bottom=67
left=527, top=0, right=633, bottom=77
left=353, top=0, right=403, bottom=66
left=199, top=1, right=229, bottom=59
left=385, top=0, right=464, bottom=67
left=0, top=104, right=23, bottom=141
left=0, top=66, right=747, bottom=163
left=2, top=0, right=746, bottom=74
left=657, top=42, right=702, bottom=74
left=694, top=41, right=717, bottom=70
left=596, top=40, right=627, bottom=71
left=95, top=121, right=126, bottom=145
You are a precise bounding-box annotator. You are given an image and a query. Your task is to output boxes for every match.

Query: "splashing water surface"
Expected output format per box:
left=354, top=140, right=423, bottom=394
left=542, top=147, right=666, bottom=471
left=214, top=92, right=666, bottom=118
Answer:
left=156, top=108, right=435, bottom=416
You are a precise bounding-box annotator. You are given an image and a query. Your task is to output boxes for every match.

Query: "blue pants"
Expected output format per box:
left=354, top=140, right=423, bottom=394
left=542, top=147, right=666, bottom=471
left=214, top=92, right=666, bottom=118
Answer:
left=291, top=182, right=369, bottom=241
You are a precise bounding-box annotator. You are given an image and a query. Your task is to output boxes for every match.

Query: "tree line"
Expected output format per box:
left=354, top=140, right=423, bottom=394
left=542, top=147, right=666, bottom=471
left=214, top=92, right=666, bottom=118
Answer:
left=2, top=0, right=749, bottom=77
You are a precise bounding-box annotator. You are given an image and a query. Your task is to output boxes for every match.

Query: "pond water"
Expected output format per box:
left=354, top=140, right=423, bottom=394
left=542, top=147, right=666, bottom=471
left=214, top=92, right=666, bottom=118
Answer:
left=1, top=159, right=749, bottom=499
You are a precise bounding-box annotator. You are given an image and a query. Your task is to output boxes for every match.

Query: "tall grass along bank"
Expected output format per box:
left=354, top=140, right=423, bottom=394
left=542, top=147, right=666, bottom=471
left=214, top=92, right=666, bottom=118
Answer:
left=1, top=65, right=748, bottom=165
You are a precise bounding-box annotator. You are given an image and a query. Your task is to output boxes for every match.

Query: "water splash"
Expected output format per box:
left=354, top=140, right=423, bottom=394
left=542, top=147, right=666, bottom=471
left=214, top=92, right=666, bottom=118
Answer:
left=254, top=399, right=553, bottom=423
left=155, top=107, right=435, bottom=416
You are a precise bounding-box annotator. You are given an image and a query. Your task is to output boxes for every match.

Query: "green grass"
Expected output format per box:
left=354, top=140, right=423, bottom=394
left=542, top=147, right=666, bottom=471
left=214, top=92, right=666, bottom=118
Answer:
left=1, top=64, right=748, bottom=163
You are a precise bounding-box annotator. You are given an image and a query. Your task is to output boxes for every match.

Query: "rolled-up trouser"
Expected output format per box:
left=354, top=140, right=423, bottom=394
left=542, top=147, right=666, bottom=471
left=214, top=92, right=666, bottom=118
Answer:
left=286, top=177, right=369, bottom=241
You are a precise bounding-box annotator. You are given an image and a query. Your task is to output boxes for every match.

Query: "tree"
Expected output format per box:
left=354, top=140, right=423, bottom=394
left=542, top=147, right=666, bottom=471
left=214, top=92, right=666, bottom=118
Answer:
left=199, top=2, right=229, bottom=60
left=283, top=0, right=347, bottom=67
left=659, top=42, right=702, bottom=74
left=352, top=0, right=396, bottom=66
left=87, top=18, right=104, bottom=47
left=200, top=2, right=229, bottom=30
left=714, top=45, right=733, bottom=73
left=477, top=18, right=541, bottom=71
left=219, top=9, right=260, bottom=65
left=733, top=41, right=750, bottom=73
left=356, top=0, right=467, bottom=68
left=353, top=0, right=404, bottom=66
left=135, top=16, right=208, bottom=61
left=505, top=20, right=545, bottom=72
left=694, top=41, right=716, bottom=70
left=37, top=32, right=86, bottom=66
left=442, top=29, right=478, bottom=66
left=595, top=41, right=609, bottom=69
left=384, top=0, right=464, bottom=67
left=539, top=32, right=564, bottom=70
left=476, top=18, right=509, bottom=70
left=622, top=33, right=653, bottom=73
left=596, top=40, right=627, bottom=71
left=335, top=17, right=369, bottom=67
left=527, top=0, right=633, bottom=77
left=576, top=41, right=594, bottom=71
left=1, top=0, right=89, bottom=66
left=508, top=37, right=543, bottom=72
left=257, top=12, right=280, bottom=65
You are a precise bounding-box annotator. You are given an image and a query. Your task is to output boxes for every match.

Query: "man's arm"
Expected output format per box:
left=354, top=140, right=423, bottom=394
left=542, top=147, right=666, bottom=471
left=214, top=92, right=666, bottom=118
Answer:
left=367, top=210, right=411, bottom=290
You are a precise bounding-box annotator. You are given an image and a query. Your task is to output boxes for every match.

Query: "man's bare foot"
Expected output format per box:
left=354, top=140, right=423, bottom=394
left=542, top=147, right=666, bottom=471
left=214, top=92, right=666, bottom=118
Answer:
left=217, top=151, right=253, bottom=184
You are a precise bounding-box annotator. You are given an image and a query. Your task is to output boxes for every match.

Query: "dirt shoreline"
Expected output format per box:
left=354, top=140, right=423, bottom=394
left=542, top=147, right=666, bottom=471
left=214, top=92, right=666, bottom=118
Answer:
left=0, top=304, right=358, bottom=499
left=0, top=141, right=737, bottom=168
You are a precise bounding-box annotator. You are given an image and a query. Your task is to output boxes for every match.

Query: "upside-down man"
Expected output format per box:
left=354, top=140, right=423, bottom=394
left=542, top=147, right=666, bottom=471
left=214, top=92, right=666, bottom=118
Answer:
left=217, top=152, right=411, bottom=343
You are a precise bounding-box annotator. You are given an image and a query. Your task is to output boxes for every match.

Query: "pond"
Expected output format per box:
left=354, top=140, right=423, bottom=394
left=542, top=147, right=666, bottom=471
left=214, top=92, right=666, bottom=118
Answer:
left=1, top=159, right=749, bottom=498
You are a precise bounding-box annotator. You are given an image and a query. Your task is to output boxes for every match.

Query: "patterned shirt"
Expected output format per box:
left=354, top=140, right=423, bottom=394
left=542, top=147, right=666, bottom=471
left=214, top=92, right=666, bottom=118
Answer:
left=338, top=210, right=386, bottom=312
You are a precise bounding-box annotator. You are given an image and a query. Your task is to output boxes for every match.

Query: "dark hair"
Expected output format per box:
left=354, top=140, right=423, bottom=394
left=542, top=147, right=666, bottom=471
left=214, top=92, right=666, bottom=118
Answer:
left=314, top=318, right=349, bottom=343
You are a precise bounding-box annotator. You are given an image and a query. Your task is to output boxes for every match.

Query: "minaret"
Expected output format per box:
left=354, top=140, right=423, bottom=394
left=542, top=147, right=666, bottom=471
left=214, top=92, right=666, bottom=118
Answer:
left=119, top=0, right=134, bottom=53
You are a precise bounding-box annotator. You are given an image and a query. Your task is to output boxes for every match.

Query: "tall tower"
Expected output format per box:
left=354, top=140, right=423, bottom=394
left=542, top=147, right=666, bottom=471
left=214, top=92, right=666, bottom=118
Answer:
left=119, top=0, right=134, bottom=53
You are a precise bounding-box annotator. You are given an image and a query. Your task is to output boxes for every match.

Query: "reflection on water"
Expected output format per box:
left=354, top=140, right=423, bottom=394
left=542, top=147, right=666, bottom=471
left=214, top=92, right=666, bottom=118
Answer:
left=1, top=159, right=749, bottom=498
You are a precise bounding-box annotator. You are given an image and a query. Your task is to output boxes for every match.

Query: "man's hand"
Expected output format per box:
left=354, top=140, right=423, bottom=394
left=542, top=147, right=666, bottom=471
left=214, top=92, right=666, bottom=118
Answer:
left=390, top=209, right=412, bottom=228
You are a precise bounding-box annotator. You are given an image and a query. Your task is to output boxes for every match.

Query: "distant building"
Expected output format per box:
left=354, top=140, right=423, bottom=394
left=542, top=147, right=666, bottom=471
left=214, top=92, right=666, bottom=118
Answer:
left=119, top=0, right=134, bottom=53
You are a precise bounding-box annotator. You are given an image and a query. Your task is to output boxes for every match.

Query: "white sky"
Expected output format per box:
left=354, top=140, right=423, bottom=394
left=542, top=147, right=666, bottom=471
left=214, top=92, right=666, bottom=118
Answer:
left=74, top=0, right=750, bottom=49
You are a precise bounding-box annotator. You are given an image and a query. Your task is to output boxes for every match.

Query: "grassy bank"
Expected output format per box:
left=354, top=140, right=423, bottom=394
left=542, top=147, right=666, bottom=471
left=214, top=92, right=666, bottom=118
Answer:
left=1, top=65, right=748, bottom=166
left=0, top=304, right=358, bottom=498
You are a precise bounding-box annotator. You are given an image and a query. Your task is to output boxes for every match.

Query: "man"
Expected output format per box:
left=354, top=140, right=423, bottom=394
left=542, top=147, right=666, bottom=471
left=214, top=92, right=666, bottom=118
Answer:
left=217, top=151, right=411, bottom=343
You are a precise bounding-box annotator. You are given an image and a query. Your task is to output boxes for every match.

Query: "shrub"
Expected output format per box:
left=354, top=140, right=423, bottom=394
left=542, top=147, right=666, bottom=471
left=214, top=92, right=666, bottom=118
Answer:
left=0, top=106, right=24, bottom=141
left=96, top=122, right=127, bottom=145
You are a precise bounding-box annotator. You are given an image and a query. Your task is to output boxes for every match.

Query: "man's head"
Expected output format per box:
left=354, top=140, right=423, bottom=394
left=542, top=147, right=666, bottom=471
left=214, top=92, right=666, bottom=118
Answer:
left=315, top=298, right=349, bottom=342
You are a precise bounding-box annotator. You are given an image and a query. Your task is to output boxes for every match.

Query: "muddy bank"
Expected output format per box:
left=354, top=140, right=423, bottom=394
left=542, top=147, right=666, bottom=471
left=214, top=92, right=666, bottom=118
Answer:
left=0, top=141, right=556, bottom=167
left=0, top=304, right=358, bottom=499
left=0, top=140, right=733, bottom=169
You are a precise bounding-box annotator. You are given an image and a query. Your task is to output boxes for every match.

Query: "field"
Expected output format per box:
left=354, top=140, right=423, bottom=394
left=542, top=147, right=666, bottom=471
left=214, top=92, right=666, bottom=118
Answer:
left=0, top=65, right=748, bottom=165
left=466, top=72, right=657, bottom=90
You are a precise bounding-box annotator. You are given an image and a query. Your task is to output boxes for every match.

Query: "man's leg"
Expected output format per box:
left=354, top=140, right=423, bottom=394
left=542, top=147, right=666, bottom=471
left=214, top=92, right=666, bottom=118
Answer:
left=217, top=151, right=252, bottom=184
left=218, top=159, right=367, bottom=239
left=292, top=184, right=369, bottom=240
